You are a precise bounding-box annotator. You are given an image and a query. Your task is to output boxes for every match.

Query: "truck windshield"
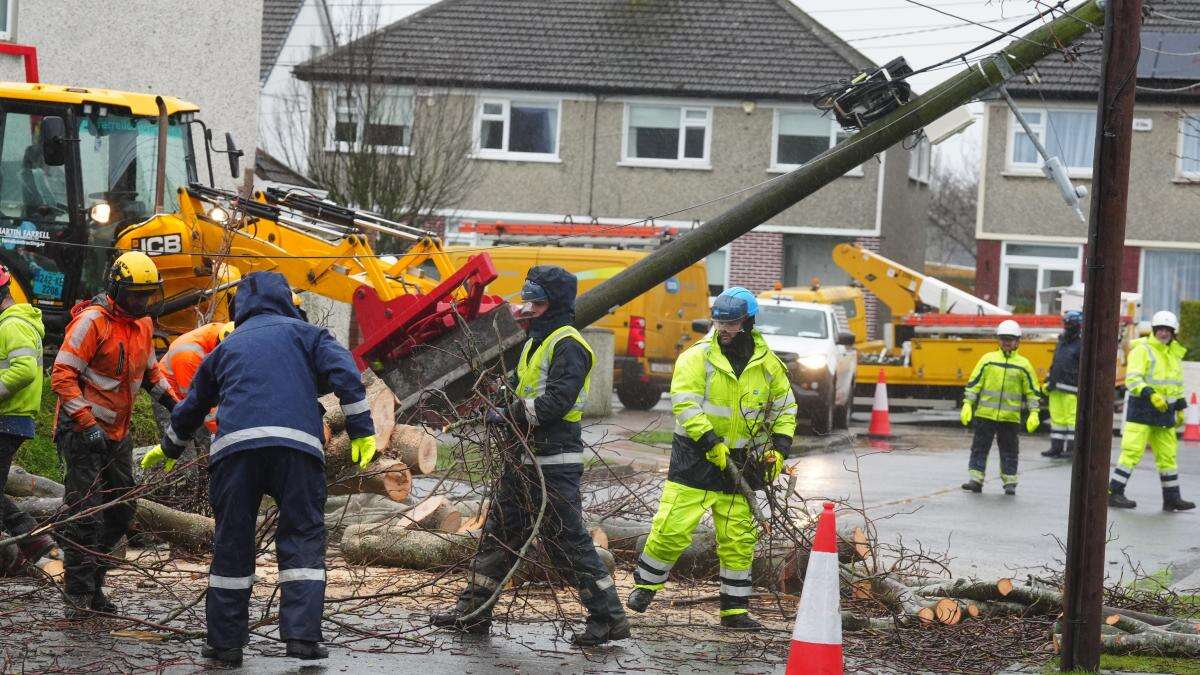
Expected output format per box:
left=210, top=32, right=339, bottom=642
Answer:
left=756, top=305, right=829, bottom=339
left=78, top=112, right=194, bottom=228
left=0, top=111, right=72, bottom=305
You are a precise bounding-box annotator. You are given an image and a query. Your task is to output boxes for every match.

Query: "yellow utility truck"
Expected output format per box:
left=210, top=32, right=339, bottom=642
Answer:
left=447, top=246, right=709, bottom=410
left=831, top=244, right=1136, bottom=405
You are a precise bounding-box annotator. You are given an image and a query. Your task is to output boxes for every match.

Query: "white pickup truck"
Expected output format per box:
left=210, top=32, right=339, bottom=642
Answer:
left=755, top=298, right=858, bottom=434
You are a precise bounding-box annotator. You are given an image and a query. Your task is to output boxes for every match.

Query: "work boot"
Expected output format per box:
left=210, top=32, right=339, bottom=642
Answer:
left=63, top=594, right=92, bottom=621
left=570, top=616, right=631, bottom=646
left=429, top=607, right=492, bottom=634
left=720, top=613, right=764, bottom=631
left=626, top=588, right=655, bottom=613
left=286, top=640, right=329, bottom=660
left=1163, top=488, right=1197, bottom=512
left=90, top=588, right=117, bottom=614
left=1108, top=491, right=1137, bottom=509
left=961, top=480, right=982, bottom=493
left=201, top=645, right=243, bottom=666
left=1040, top=447, right=1063, bottom=458
left=17, top=534, right=54, bottom=564
left=1003, top=484, right=1017, bottom=496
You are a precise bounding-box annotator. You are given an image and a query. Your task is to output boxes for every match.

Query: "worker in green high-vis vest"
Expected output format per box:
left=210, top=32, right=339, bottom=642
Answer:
left=431, top=265, right=629, bottom=646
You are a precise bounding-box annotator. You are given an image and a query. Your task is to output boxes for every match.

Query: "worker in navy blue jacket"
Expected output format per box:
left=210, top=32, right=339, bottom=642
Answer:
left=142, top=271, right=375, bottom=666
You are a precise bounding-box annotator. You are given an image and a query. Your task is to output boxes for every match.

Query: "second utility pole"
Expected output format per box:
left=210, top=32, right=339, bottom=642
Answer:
left=1061, top=0, right=1142, bottom=671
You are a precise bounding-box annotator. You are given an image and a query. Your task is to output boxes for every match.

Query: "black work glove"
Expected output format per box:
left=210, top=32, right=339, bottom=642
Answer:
left=159, top=433, right=186, bottom=460
left=81, top=424, right=107, bottom=450
left=1173, top=397, right=1189, bottom=412
left=772, top=433, right=793, bottom=456
left=485, top=409, right=506, bottom=426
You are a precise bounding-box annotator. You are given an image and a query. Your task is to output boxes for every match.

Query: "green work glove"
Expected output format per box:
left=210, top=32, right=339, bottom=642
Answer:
left=1026, top=411, right=1040, bottom=434
left=705, top=442, right=729, bottom=471
left=350, top=436, right=377, bottom=470
left=762, top=450, right=784, bottom=482
left=1150, top=392, right=1169, bottom=413
left=140, top=445, right=176, bottom=473
left=960, top=402, right=973, bottom=426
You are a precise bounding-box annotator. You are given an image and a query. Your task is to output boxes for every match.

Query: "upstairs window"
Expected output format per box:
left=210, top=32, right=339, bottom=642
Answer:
left=771, top=109, right=862, bottom=176
left=909, top=136, right=931, bottom=183
left=1179, top=115, right=1200, bottom=179
left=1007, top=107, right=1096, bottom=174
left=623, top=104, right=711, bottom=168
left=326, top=87, right=412, bottom=153
left=476, top=98, right=559, bottom=160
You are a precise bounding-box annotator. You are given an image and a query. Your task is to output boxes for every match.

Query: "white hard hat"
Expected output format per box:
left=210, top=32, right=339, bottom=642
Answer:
left=996, top=319, right=1022, bottom=338
left=1151, top=310, right=1179, bottom=332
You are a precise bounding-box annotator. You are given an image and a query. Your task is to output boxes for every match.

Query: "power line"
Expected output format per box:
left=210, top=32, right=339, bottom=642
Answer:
left=846, top=14, right=1038, bottom=43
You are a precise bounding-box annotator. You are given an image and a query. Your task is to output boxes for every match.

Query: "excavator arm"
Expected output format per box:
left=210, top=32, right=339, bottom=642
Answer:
left=114, top=184, right=524, bottom=419
left=832, top=243, right=1006, bottom=316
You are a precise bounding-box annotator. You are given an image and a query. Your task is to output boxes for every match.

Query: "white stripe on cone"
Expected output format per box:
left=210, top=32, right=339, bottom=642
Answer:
left=786, top=503, right=843, bottom=675
left=867, top=369, right=891, bottom=437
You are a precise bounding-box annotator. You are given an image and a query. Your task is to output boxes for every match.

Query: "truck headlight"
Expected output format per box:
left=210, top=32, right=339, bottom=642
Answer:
left=798, top=354, right=828, bottom=370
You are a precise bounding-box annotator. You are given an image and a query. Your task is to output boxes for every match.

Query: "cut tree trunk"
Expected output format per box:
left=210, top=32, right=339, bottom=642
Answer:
left=341, top=524, right=477, bottom=569
left=400, top=496, right=461, bottom=532
left=133, top=499, right=215, bottom=552
left=5, top=466, right=65, bottom=498
left=389, top=425, right=438, bottom=476
left=327, top=459, right=412, bottom=503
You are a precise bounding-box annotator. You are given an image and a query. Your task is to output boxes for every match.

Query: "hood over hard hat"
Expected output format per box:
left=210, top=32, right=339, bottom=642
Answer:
left=233, top=271, right=304, bottom=324
left=524, top=265, right=577, bottom=340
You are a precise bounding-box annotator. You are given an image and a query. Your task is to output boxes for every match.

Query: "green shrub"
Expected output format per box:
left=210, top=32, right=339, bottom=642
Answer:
left=10, top=372, right=163, bottom=482
left=1181, top=300, right=1200, bottom=361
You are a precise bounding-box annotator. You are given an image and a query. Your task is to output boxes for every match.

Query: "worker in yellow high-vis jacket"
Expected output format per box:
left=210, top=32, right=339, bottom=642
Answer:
left=1109, top=310, right=1194, bottom=512
left=626, top=287, right=796, bottom=631
left=960, top=319, right=1042, bottom=496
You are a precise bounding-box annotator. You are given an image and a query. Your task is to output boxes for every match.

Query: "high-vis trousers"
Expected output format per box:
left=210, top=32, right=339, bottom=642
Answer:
left=635, top=481, right=757, bottom=617
left=1110, top=421, right=1183, bottom=501
left=207, top=447, right=327, bottom=649
left=968, top=418, right=1020, bottom=487
left=1047, top=390, right=1077, bottom=453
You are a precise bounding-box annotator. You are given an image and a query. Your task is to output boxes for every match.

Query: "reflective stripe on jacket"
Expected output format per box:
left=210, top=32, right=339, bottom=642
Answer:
left=164, top=323, right=223, bottom=432
left=0, top=303, right=44, bottom=420
left=51, top=295, right=173, bottom=439
left=1125, top=336, right=1185, bottom=428
left=963, top=349, right=1041, bottom=423
left=516, top=325, right=594, bottom=424
left=667, top=330, right=797, bottom=493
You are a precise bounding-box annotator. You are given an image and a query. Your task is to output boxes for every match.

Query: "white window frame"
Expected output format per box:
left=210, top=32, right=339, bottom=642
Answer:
left=1176, top=112, right=1200, bottom=181
left=323, top=86, right=413, bottom=155
left=1005, top=106, right=1095, bottom=178
left=998, top=242, right=1082, bottom=314
left=768, top=108, right=863, bottom=177
left=619, top=103, right=712, bottom=170
left=473, top=97, right=562, bottom=163
left=0, top=1, right=13, bottom=41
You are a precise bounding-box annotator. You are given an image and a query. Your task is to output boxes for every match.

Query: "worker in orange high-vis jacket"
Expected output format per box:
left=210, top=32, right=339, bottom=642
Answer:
left=162, top=322, right=234, bottom=434
left=51, top=251, right=179, bottom=619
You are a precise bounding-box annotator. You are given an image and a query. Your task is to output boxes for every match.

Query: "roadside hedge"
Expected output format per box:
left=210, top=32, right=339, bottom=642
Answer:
left=1181, top=300, right=1200, bottom=361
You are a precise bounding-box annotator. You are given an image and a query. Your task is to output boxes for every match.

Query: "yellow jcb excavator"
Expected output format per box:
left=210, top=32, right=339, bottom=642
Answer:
left=0, top=82, right=521, bottom=416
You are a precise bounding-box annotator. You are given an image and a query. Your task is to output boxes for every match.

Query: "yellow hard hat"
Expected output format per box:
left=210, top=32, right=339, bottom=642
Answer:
left=218, top=322, right=235, bottom=341
left=108, top=251, right=163, bottom=317
left=292, top=291, right=303, bottom=308
left=110, top=251, right=161, bottom=287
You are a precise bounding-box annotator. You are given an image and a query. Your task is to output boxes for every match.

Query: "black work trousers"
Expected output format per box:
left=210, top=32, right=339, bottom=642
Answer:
left=457, top=462, right=623, bottom=622
left=968, top=418, right=1020, bottom=486
left=60, top=428, right=135, bottom=597
left=0, top=433, right=37, bottom=538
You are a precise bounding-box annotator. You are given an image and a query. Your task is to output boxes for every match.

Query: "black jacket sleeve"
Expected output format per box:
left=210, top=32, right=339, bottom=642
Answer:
left=531, top=339, right=592, bottom=426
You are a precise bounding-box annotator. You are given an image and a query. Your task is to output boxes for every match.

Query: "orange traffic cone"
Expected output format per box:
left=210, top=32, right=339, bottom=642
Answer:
left=786, top=502, right=843, bottom=675
left=867, top=369, right=892, bottom=438
left=1183, top=393, right=1200, bottom=442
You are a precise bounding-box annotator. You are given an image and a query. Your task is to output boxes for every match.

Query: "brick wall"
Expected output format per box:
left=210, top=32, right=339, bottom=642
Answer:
left=854, top=235, right=882, bottom=337
left=975, top=239, right=1002, bottom=305
left=729, top=231, right=784, bottom=292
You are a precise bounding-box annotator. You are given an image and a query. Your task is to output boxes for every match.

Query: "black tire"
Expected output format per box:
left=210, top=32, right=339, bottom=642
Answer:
left=810, top=386, right=835, bottom=435
left=617, top=383, right=664, bottom=411
left=833, top=402, right=850, bottom=430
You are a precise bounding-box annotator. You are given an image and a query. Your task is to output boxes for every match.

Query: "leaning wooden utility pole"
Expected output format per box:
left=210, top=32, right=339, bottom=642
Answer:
left=576, top=1, right=1107, bottom=327
left=1061, top=0, right=1141, bottom=671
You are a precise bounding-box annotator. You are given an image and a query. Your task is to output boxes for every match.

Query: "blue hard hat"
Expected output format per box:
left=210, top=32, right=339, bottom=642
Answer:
left=521, top=280, right=548, bottom=303
left=1064, top=310, right=1083, bottom=327
left=712, top=287, right=758, bottom=322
